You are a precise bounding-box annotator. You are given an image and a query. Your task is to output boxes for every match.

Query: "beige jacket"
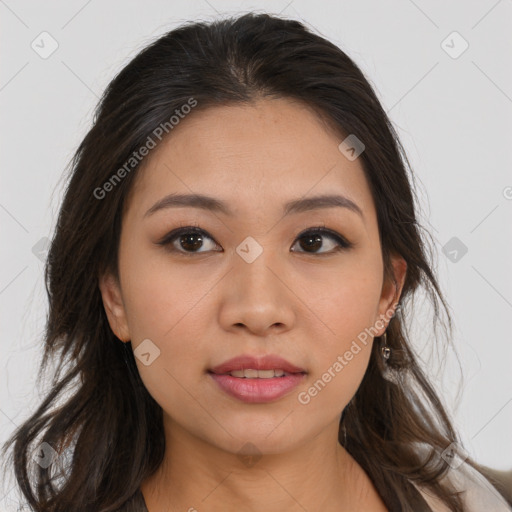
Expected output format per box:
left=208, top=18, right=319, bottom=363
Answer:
left=415, top=460, right=512, bottom=511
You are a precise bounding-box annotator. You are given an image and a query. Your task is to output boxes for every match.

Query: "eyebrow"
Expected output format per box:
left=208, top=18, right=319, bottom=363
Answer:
left=144, top=193, right=364, bottom=219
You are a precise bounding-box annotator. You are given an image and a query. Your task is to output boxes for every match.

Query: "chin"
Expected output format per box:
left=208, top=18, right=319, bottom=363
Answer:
left=208, top=422, right=306, bottom=457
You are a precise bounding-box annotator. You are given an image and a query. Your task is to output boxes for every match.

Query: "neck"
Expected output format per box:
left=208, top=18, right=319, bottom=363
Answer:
left=140, top=415, right=386, bottom=511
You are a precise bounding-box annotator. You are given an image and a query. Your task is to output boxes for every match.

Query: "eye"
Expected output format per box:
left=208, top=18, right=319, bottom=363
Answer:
left=291, top=226, right=353, bottom=255
left=156, top=225, right=353, bottom=256
left=156, top=225, right=221, bottom=255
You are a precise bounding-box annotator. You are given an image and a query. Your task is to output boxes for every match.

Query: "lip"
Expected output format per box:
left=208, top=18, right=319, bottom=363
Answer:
left=208, top=354, right=307, bottom=404
left=209, top=354, right=307, bottom=375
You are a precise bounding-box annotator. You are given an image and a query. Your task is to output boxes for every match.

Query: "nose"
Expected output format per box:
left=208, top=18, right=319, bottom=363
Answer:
left=218, top=244, right=296, bottom=337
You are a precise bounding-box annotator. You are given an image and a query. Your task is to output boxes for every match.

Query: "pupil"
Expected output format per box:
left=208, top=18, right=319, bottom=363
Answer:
left=301, top=234, right=322, bottom=252
left=181, top=233, right=202, bottom=251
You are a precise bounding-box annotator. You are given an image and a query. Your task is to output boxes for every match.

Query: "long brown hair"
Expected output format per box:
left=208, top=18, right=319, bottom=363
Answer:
left=0, top=12, right=489, bottom=511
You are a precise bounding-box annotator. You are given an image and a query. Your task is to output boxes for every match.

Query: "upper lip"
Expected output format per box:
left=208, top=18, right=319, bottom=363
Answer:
left=209, top=354, right=307, bottom=375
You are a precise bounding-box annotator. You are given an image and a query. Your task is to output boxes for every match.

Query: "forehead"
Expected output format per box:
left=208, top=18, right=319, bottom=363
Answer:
left=123, top=97, right=375, bottom=224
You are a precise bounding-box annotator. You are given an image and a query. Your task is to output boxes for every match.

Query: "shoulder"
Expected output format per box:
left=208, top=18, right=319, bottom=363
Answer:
left=413, top=453, right=512, bottom=511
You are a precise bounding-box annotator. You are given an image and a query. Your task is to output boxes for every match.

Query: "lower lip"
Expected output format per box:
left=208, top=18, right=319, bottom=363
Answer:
left=208, top=372, right=306, bottom=403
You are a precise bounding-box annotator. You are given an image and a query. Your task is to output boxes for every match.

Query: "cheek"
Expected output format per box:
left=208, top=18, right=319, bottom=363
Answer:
left=296, top=262, right=381, bottom=414
left=302, top=259, right=383, bottom=349
left=305, top=332, right=373, bottom=410
left=297, top=344, right=372, bottom=421
left=119, top=238, right=213, bottom=341
left=118, top=242, right=216, bottom=401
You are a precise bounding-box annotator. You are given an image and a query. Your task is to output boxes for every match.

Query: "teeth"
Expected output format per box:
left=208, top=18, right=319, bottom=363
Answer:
left=228, top=369, right=289, bottom=378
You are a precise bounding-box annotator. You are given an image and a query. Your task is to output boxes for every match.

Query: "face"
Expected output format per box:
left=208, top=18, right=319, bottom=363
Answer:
left=99, top=97, right=406, bottom=457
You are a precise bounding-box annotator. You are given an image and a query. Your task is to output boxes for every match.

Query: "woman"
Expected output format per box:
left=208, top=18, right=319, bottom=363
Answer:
left=1, top=12, right=510, bottom=512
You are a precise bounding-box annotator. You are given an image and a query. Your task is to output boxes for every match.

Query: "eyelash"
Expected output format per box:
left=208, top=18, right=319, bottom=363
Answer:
left=156, top=224, right=353, bottom=257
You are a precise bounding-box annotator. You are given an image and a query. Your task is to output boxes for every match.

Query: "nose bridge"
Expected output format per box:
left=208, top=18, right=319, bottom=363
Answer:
left=233, top=234, right=282, bottom=296
left=221, top=234, right=295, bottom=334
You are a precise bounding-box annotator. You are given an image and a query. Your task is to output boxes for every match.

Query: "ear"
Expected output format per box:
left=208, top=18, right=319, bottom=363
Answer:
left=375, top=253, right=407, bottom=336
left=98, top=272, right=131, bottom=342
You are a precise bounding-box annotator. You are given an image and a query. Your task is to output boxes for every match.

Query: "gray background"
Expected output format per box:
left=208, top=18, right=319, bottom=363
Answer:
left=1, top=0, right=511, bottom=501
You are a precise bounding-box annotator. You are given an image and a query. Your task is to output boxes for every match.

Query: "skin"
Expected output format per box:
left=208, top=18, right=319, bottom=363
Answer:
left=99, top=97, right=407, bottom=511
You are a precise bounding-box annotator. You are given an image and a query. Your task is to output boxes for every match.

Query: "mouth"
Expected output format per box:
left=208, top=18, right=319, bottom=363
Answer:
left=208, top=368, right=305, bottom=378
left=208, top=354, right=307, bottom=376
left=207, top=354, right=307, bottom=403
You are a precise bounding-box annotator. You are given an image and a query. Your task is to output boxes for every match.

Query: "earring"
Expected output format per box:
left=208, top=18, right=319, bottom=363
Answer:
left=381, top=331, right=391, bottom=361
